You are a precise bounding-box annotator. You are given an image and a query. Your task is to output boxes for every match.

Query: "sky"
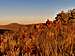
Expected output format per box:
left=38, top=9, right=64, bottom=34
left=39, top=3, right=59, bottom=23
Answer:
left=0, top=0, right=75, bottom=25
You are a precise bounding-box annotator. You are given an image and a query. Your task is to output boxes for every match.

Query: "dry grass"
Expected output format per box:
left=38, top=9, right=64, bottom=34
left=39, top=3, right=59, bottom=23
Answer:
left=0, top=9, right=75, bottom=56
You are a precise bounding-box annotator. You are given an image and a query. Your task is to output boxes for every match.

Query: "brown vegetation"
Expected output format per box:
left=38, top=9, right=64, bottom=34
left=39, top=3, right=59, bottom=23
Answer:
left=0, top=9, right=75, bottom=56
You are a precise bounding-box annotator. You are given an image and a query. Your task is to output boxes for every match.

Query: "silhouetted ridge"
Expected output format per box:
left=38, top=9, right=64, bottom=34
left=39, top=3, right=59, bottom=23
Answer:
left=0, top=29, right=11, bottom=34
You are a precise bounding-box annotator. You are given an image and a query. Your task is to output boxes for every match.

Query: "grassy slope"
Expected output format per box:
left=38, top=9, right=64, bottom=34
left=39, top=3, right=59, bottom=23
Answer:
left=0, top=9, right=75, bottom=56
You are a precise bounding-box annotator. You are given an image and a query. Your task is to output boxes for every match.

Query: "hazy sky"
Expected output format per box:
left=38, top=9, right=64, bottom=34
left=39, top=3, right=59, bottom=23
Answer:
left=0, top=0, right=75, bottom=25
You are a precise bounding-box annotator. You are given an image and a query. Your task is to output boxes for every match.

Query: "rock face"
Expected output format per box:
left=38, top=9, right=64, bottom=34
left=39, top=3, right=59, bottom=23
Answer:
left=0, top=9, right=75, bottom=56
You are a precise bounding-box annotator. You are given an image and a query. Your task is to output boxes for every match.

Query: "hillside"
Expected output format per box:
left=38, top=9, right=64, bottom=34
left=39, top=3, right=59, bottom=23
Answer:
left=0, top=9, right=75, bottom=56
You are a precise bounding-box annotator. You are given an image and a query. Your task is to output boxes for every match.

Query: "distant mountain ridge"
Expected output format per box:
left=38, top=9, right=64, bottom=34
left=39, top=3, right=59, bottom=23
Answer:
left=0, top=22, right=43, bottom=31
left=0, top=23, right=23, bottom=31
